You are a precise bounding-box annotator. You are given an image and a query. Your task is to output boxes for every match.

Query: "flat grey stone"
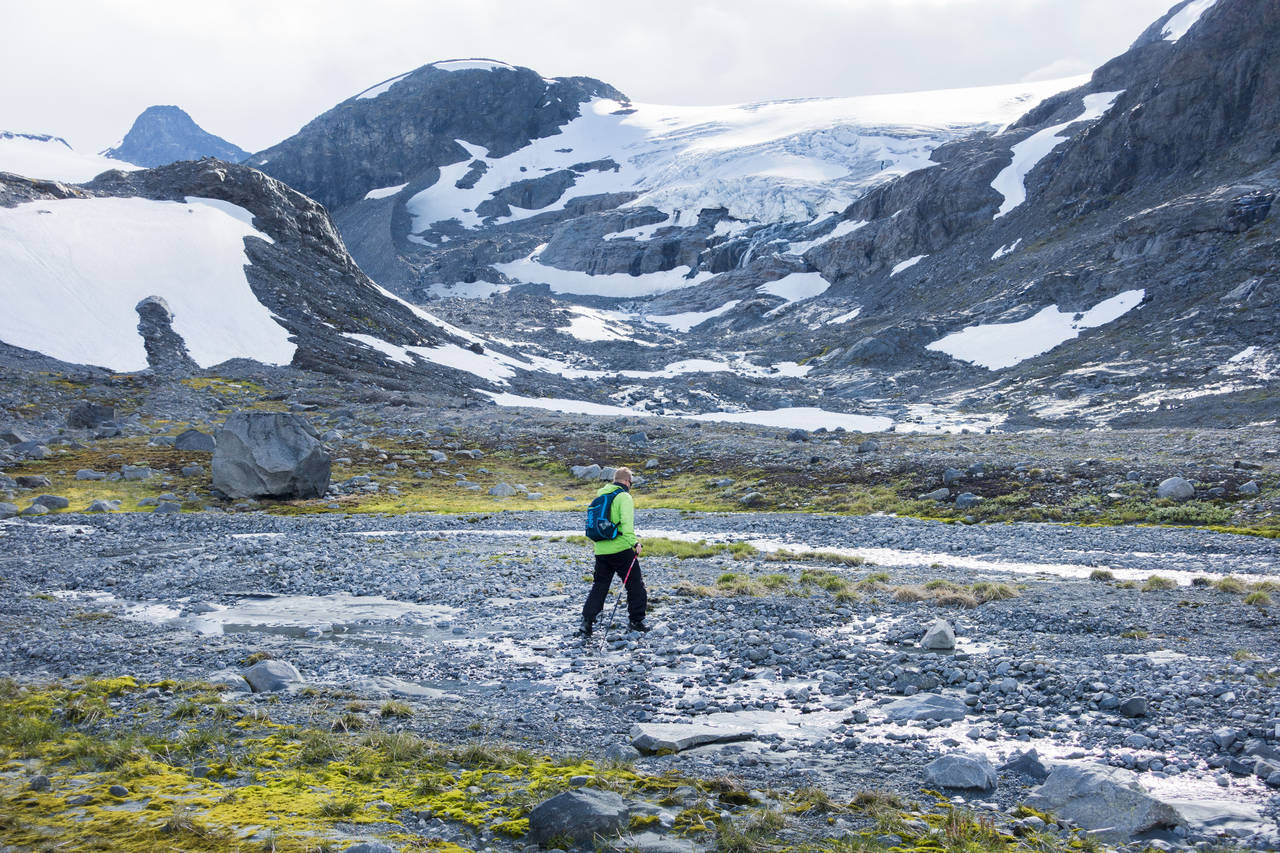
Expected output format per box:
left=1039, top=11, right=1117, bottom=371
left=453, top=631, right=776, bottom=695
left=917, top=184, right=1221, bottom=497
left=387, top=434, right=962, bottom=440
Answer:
left=631, top=722, right=756, bottom=754
left=883, top=693, right=968, bottom=722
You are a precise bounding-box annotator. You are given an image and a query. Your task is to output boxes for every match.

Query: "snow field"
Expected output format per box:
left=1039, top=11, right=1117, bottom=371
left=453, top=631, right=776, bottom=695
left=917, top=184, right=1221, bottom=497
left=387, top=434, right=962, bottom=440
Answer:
left=925, top=289, right=1145, bottom=370
left=0, top=133, right=139, bottom=183
left=0, top=196, right=295, bottom=371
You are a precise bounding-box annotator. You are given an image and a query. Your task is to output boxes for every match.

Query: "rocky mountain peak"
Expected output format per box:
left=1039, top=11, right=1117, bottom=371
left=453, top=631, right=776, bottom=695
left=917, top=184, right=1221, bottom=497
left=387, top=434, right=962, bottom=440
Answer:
left=103, top=105, right=248, bottom=168
left=248, top=60, right=627, bottom=211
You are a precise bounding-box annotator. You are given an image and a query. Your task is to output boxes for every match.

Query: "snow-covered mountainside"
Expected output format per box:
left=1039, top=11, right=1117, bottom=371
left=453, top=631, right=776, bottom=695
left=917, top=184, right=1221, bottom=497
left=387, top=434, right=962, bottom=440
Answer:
left=0, top=160, right=562, bottom=400
left=104, top=105, right=248, bottom=168
left=0, top=132, right=140, bottom=183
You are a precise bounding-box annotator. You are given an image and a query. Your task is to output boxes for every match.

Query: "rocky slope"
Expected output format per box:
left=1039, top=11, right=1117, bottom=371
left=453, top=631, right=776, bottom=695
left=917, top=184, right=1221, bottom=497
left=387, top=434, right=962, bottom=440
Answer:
left=103, top=104, right=248, bottom=168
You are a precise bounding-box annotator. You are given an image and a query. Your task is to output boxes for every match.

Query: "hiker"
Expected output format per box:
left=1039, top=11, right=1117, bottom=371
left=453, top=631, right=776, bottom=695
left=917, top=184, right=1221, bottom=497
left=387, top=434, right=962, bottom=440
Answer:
left=581, top=466, right=648, bottom=636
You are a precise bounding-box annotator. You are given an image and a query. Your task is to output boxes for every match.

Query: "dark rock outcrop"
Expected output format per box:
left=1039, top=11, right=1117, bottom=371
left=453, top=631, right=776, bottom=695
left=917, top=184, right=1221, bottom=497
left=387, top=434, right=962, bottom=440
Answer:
left=135, top=296, right=198, bottom=373
left=104, top=105, right=248, bottom=168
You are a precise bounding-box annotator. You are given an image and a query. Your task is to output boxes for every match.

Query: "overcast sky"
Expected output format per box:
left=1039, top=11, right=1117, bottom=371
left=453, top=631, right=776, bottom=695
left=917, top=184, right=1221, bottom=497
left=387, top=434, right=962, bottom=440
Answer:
left=4, top=0, right=1176, bottom=154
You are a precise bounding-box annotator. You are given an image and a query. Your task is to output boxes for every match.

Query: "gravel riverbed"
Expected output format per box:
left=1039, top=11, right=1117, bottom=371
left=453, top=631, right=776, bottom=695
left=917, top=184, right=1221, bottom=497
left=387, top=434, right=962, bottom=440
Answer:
left=2, top=509, right=1279, bottom=848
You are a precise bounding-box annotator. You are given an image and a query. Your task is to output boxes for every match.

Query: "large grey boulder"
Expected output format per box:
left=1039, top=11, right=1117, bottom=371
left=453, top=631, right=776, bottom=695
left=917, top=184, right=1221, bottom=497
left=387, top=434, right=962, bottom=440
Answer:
left=920, top=618, right=956, bottom=650
left=212, top=412, right=331, bottom=499
left=1156, top=477, right=1195, bottom=501
left=174, top=428, right=216, bottom=452
left=883, top=693, right=968, bottom=722
left=571, top=464, right=601, bottom=480
left=1025, top=763, right=1180, bottom=842
left=631, top=722, right=756, bottom=755
left=527, top=788, right=634, bottom=847
left=241, top=659, right=303, bottom=692
left=0, top=502, right=18, bottom=520
left=924, top=752, right=996, bottom=790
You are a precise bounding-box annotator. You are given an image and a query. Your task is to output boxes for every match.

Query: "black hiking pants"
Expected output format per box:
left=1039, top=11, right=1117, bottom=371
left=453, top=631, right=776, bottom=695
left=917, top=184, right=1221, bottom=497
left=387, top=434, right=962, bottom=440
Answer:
left=583, top=548, right=647, bottom=625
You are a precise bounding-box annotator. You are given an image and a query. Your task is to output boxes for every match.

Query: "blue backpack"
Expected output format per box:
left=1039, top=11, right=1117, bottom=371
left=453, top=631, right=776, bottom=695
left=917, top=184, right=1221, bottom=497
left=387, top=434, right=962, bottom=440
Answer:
left=585, top=487, right=623, bottom=541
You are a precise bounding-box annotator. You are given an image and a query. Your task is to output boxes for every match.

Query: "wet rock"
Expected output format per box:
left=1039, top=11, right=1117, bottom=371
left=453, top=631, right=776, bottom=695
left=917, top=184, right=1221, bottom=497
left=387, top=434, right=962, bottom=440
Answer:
left=1001, top=749, right=1051, bottom=782
left=924, top=752, right=996, bottom=790
left=1119, top=696, right=1148, bottom=718
left=213, top=412, right=331, bottom=499
left=1156, top=477, right=1195, bottom=501
left=242, top=659, right=303, bottom=692
left=1165, top=800, right=1268, bottom=841
left=528, top=788, right=634, bottom=847
left=1025, top=763, right=1180, bottom=842
left=67, top=401, right=116, bottom=430
left=107, top=784, right=128, bottom=797
left=609, top=833, right=696, bottom=853
left=883, top=693, right=968, bottom=722
left=66, top=794, right=93, bottom=806
left=28, top=775, right=50, bottom=792
left=920, top=618, right=956, bottom=650
left=631, top=723, right=756, bottom=754
left=489, top=482, right=518, bottom=497
left=174, top=429, right=216, bottom=452
left=920, top=488, right=950, bottom=501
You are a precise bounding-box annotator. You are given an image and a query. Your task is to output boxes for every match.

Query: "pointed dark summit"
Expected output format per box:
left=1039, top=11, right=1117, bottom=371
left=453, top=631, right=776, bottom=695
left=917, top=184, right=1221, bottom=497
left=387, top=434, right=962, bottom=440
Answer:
left=104, top=105, right=248, bottom=168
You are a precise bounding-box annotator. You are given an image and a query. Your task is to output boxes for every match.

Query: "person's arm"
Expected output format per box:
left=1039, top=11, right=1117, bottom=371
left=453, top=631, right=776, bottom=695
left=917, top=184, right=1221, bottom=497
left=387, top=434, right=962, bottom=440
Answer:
left=615, top=491, right=637, bottom=551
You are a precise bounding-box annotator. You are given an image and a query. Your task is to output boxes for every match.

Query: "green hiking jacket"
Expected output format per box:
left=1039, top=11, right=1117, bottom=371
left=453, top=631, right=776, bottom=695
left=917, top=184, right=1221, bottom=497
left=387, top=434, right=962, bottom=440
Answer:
left=593, top=483, right=637, bottom=555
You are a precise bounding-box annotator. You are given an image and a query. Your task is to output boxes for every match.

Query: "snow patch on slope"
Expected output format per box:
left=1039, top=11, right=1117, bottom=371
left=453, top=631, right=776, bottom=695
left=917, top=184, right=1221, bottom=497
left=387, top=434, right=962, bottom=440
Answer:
left=644, top=300, right=740, bottom=332
left=0, top=132, right=141, bottom=183
left=890, top=255, right=927, bottom=276
left=992, top=91, right=1124, bottom=219
left=364, top=183, right=408, bottom=200
left=785, top=219, right=868, bottom=256
left=926, top=289, right=1144, bottom=370
left=495, top=245, right=714, bottom=297
left=0, top=196, right=294, bottom=371
left=354, top=72, right=412, bottom=100
left=758, top=272, right=830, bottom=316
left=1162, top=0, right=1218, bottom=42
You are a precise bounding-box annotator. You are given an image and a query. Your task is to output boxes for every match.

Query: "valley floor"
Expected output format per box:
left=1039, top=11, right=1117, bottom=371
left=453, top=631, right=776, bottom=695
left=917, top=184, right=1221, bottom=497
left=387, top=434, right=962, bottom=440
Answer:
left=1, top=509, right=1278, bottom=851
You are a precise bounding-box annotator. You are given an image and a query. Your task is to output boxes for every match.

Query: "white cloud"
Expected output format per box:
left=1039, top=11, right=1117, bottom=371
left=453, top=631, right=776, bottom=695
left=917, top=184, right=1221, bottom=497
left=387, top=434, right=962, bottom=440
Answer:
left=0, top=0, right=1176, bottom=156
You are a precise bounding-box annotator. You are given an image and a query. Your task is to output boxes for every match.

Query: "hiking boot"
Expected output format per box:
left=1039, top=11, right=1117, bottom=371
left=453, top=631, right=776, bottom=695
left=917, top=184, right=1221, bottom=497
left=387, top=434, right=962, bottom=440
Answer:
left=628, top=620, right=650, bottom=633
left=578, top=617, right=593, bottom=638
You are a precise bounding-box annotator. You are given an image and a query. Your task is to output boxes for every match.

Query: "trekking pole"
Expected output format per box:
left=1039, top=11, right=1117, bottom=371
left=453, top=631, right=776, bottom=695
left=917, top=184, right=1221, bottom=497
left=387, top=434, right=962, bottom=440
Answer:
left=602, top=553, right=639, bottom=640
